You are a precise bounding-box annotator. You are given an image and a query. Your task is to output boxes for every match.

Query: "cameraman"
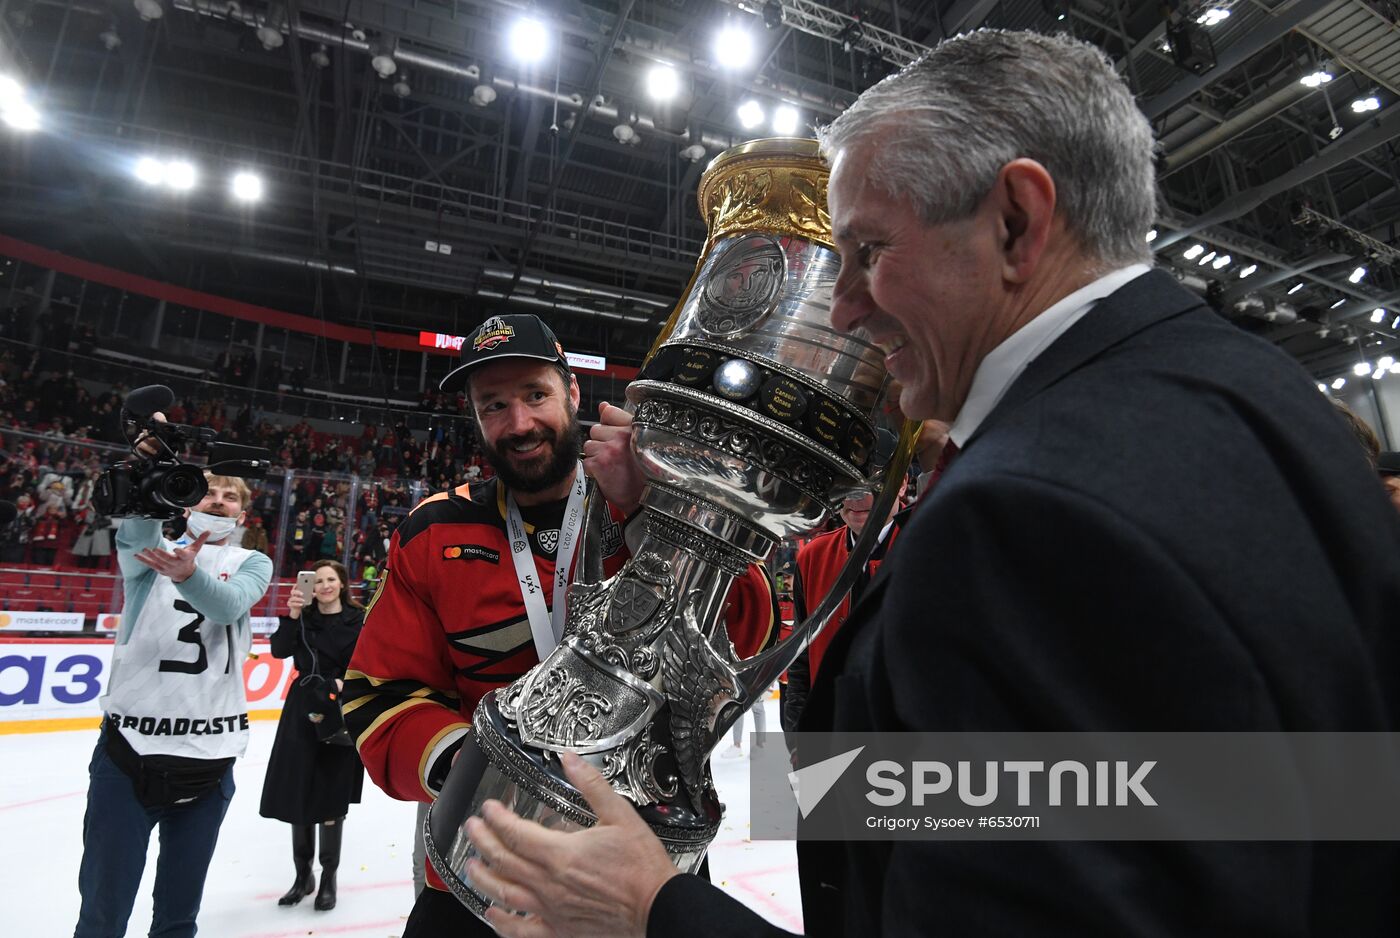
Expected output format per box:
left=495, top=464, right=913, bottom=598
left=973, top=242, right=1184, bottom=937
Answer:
left=74, top=469, right=273, bottom=938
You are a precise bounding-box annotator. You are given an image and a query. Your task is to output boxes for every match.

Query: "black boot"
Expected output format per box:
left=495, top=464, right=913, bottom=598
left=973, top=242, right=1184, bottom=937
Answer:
left=314, top=818, right=343, bottom=911
left=277, top=825, right=316, bottom=906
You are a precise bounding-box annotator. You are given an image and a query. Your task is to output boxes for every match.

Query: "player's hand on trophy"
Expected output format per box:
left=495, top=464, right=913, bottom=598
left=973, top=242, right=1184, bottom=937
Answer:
left=582, top=401, right=646, bottom=516
left=466, top=751, right=678, bottom=938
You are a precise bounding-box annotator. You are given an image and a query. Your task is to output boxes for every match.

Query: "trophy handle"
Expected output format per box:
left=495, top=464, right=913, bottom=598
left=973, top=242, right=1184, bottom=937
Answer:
left=722, top=418, right=922, bottom=737
left=573, top=478, right=606, bottom=587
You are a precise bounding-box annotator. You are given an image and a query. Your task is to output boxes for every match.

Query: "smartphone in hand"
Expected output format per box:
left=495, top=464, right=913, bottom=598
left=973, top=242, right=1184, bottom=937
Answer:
left=295, top=570, right=316, bottom=606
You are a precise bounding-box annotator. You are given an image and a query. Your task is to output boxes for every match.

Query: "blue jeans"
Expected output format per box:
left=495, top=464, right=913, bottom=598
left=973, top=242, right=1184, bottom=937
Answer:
left=74, top=728, right=236, bottom=938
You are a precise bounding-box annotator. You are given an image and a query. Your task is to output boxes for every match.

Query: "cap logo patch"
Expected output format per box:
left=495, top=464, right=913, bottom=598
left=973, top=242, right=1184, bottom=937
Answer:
left=473, top=317, right=515, bottom=352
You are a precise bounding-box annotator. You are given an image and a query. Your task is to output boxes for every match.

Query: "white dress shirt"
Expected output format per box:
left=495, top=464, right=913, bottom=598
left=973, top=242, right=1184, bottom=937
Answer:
left=947, top=264, right=1152, bottom=448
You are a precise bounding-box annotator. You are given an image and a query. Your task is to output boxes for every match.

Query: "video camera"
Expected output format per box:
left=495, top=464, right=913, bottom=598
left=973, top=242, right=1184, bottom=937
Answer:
left=92, top=385, right=273, bottom=519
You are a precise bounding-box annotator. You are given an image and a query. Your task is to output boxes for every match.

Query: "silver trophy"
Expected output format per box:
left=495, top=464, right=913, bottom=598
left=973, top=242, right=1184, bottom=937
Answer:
left=426, top=138, right=915, bottom=920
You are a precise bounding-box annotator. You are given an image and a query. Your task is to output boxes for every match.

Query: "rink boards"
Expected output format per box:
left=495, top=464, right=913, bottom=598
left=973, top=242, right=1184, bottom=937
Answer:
left=0, top=637, right=295, bottom=733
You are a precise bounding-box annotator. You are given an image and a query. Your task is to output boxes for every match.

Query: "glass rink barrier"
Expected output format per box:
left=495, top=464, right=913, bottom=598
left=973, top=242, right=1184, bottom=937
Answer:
left=0, top=425, right=429, bottom=637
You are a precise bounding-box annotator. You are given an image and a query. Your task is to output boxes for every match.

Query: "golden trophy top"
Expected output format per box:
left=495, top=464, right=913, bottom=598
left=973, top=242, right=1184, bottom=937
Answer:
left=696, top=137, right=833, bottom=251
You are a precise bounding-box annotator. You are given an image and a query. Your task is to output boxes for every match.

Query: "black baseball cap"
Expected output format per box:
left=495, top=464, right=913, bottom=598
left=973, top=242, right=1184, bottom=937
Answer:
left=1379, top=452, right=1400, bottom=477
left=439, top=314, right=571, bottom=392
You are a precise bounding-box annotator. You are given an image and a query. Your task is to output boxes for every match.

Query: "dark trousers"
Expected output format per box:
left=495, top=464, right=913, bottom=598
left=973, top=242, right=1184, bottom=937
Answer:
left=73, top=730, right=236, bottom=938
left=403, top=886, right=497, bottom=938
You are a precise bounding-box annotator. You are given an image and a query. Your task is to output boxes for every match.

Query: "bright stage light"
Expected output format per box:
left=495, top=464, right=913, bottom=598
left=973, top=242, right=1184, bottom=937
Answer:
left=714, top=25, right=755, bottom=69
left=737, top=100, right=764, bottom=129
left=772, top=105, right=799, bottom=135
left=231, top=171, right=263, bottom=202
left=508, top=17, right=549, bottom=65
left=135, top=157, right=166, bottom=185
left=646, top=64, right=680, bottom=101
left=166, top=160, right=197, bottom=191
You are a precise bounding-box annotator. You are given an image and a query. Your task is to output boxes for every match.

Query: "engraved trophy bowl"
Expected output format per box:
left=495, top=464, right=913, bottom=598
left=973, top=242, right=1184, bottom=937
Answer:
left=426, top=138, right=917, bottom=924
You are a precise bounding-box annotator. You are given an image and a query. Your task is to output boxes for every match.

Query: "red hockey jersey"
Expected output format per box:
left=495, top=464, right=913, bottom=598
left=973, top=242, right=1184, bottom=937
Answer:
left=344, top=476, right=775, bottom=814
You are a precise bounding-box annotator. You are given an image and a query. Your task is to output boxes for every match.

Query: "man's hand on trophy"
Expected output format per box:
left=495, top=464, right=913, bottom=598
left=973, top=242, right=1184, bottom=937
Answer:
left=466, top=751, right=678, bottom=938
left=582, top=401, right=646, bottom=516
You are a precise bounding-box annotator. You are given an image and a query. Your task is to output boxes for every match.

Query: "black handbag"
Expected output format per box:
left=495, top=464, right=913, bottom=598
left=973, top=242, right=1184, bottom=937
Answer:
left=296, top=614, right=355, bottom=747
left=301, top=674, right=353, bottom=746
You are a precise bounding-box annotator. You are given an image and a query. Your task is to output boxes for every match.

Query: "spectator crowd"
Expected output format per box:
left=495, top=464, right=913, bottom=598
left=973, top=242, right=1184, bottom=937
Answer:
left=1, top=347, right=495, bottom=586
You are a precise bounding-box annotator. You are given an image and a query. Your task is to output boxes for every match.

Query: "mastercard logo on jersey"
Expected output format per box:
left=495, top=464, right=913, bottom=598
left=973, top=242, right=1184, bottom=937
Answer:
left=442, top=544, right=501, bottom=564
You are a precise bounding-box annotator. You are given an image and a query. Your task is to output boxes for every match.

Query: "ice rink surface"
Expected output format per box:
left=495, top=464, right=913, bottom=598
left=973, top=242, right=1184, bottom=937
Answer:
left=1, top=696, right=800, bottom=937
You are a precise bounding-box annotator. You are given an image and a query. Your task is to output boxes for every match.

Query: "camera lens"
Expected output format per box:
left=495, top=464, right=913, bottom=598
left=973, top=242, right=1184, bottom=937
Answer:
left=149, top=465, right=208, bottom=509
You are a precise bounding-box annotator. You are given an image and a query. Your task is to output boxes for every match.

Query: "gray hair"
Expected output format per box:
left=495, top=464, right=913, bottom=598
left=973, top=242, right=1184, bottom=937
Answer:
left=817, top=30, right=1156, bottom=267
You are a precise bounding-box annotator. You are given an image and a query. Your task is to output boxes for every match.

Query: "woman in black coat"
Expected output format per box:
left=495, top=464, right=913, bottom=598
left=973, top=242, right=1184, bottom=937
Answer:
left=259, top=559, right=365, bottom=911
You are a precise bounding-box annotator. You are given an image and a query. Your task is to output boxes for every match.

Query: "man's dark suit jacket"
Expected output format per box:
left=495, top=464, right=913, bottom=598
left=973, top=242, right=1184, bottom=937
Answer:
left=649, top=269, right=1400, bottom=937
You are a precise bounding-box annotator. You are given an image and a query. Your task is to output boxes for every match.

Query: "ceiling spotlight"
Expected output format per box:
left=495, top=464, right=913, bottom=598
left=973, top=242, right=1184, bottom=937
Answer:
left=311, top=43, right=330, bottom=68
left=679, top=143, right=707, bottom=162
left=100, top=26, right=121, bottom=50
left=1198, top=250, right=1216, bottom=266
left=714, top=24, right=755, bottom=70
left=1372, top=308, right=1388, bottom=323
left=1380, top=356, right=1395, bottom=370
left=509, top=17, right=549, bottom=65
left=371, top=53, right=397, bottom=77
left=613, top=123, right=638, bottom=144
left=165, top=160, right=197, bottom=191
left=1351, top=95, right=1381, bottom=113
left=392, top=74, right=411, bottom=98
left=471, top=84, right=497, bottom=106
left=134, top=157, right=165, bottom=185
left=1238, top=264, right=1257, bottom=278
left=1146, top=228, right=1158, bottom=242
left=1212, top=253, right=1232, bottom=270
left=1354, top=362, right=1372, bottom=376
left=1300, top=70, right=1333, bottom=88
left=231, top=171, right=263, bottom=202
left=133, top=0, right=164, bottom=21
left=1317, top=383, right=1327, bottom=393
left=772, top=104, right=800, bottom=135
left=737, top=99, right=764, bottom=129
left=762, top=0, right=784, bottom=29
left=2, top=100, right=39, bottom=132
left=1349, top=265, right=1367, bottom=283
left=0, top=76, right=21, bottom=107
left=1287, top=282, right=1304, bottom=295
left=257, top=23, right=283, bottom=50
left=1196, top=7, right=1230, bottom=26
left=1183, top=243, right=1205, bottom=260
left=646, top=64, right=680, bottom=102
left=1331, top=377, right=1346, bottom=390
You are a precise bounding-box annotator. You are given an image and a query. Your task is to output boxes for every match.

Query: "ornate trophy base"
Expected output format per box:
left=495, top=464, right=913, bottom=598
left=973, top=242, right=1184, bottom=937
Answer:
left=427, top=694, right=719, bottom=921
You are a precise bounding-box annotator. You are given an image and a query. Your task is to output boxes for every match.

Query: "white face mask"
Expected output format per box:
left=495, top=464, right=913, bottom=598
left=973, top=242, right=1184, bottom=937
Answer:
left=186, top=510, right=239, bottom=543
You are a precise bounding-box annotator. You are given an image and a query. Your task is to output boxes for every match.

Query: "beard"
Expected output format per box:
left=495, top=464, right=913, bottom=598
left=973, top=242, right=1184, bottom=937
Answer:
left=480, top=409, right=584, bottom=496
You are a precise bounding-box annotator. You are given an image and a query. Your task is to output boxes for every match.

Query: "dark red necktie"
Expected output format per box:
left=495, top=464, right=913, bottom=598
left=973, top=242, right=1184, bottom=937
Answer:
left=920, top=439, right=960, bottom=498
